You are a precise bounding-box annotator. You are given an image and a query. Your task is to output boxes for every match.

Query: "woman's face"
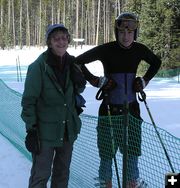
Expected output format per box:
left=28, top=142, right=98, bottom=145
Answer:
left=49, top=31, right=69, bottom=57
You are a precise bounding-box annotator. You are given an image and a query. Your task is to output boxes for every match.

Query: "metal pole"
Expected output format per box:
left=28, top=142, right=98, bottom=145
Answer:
left=16, top=58, right=19, bottom=82
left=96, top=88, right=121, bottom=187
left=122, top=74, right=128, bottom=188
left=139, top=91, right=175, bottom=173
left=18, top=56, right=22, bottom=82
left=105, top=93, right=121, bottom=188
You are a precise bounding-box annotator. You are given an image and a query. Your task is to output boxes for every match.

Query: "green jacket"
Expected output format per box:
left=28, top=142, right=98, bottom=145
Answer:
left=21, top=50, right=82, bottom=147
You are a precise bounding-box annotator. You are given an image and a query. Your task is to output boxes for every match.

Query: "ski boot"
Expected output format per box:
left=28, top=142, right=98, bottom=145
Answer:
left=126, top=178, right=148, bottom=188
left=99, top=180, right=112, bottom=188
left=94, top=178, right=112, bottom=188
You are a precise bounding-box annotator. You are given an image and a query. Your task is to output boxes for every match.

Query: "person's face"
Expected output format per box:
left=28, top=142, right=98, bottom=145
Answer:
left=49, top=31, right=69, bottom=57
left=118, top=29, right=135, bottom=48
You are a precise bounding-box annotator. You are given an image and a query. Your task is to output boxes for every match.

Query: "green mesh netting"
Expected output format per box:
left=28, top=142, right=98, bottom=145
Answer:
left=0, top=79, right=179, bottom=188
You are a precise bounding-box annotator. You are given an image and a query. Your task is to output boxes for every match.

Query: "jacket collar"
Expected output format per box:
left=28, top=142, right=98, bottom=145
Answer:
left=43, top=50, right=71, bottom=95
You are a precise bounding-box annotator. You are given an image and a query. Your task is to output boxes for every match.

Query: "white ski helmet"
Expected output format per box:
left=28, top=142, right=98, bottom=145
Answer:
left=115, top=12, right=139, bottom=41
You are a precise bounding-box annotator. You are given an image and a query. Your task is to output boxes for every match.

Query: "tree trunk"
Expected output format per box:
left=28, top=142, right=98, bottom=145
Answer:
left=92, top=0, right=96, bottom=44
left=76, top=0, right=79, bottom=38
left=96, top=0, right=101, bottom=45
left=38, top=0, right=42, bottom=46
left=80, top=0, right=84, bottom=39
left=19, top=0, right=22, bottom=48
left=12, top=0, right=15, bottom=47
left=51, top=0, right=54, bottom=24
left=7, top=0, right=11, bottom=47
left=26, top=0, right=30, bottom=47
left=57, top=0, right=60, bottom=23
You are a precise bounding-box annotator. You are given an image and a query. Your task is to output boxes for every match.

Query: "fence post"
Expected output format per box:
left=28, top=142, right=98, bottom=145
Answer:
left=16, top=55, right=22, bottom=82
left=18, top=56, right=22, bottom=82
left=16, top=58, right=19, bottom=82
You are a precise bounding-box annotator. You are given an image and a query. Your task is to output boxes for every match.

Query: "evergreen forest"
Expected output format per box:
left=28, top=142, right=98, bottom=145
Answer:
left=0, top=0, right=179, bottom=70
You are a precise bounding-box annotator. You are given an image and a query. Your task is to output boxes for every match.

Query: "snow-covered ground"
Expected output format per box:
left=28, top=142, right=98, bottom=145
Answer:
left=0, top=133, right=30, bottom=188
left=0, top=46, right=179, bottom=188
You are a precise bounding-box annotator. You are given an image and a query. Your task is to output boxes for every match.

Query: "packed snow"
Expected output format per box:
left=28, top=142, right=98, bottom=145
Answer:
left=0, top=46, right=179, bottom=188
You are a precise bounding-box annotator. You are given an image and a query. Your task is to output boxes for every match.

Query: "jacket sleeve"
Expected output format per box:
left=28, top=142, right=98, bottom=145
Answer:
left=75, top=46, right=105, bottom=87
left=142, top=45, right=162, bottom=81
left=75, top=45, right=102, bottom=65
left=21, top=62, right=42, bottom=130
left=81, top=65, right=99, bottom=87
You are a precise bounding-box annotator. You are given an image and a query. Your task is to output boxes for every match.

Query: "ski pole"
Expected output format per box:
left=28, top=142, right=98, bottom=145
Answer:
left=96, top=88, right=121, bottom=187
left=138, top=90, right=175, bottom=173
left=122, top=74, right=128, bottom=188
left=104, top=92, right=121, bottom=188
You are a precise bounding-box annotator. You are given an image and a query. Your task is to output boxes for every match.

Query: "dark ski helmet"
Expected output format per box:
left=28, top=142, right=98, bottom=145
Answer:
left=114, top=12, right=139, bottom=41
left=46, top=24, right=70, bottom=46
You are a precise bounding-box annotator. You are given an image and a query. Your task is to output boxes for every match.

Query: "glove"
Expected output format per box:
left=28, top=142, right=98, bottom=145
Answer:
left=75, top=94, right=86, bottom=107
left=98, top=76, right=117, bottom=91
left=25, top=128, right=40, bottom=154
left=133, top=77, right=149, bottom=92
left=75, top=94, right=86, bottom=115
left=88, top=77, right=99, bottom=87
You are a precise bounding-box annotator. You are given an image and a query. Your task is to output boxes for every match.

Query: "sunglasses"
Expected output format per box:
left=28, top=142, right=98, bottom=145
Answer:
left=116, top=18, right=139, bottom=31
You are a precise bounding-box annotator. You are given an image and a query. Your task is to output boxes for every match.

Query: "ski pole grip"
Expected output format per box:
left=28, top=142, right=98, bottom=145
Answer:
left=96, top=87, right=104, bottom=100
left=138, top=90, right=146, bottom=102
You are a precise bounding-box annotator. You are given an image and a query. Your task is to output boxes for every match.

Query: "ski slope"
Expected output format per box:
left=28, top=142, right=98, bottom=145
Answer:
left=0, top=46, right=179, bottom=188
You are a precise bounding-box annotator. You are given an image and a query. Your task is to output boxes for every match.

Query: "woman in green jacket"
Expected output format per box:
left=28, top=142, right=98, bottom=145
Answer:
left=21, top=24, right=86, bottom=188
